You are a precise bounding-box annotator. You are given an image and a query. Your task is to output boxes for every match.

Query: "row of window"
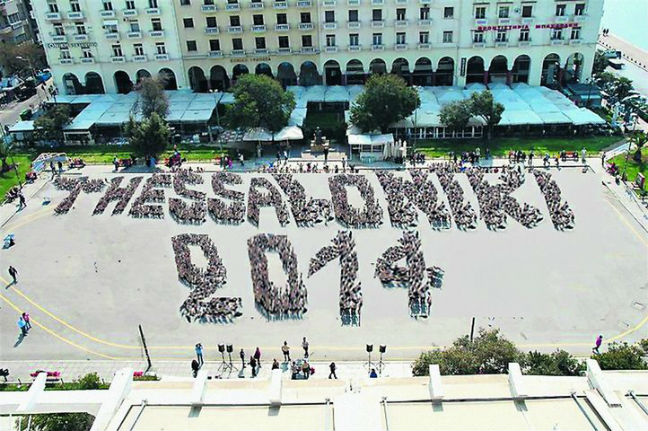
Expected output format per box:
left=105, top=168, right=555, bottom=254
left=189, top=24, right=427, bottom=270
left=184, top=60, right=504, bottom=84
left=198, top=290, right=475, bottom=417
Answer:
left=472, top=27, right=581, bottom=43
left=58, top=41, right=167, bottom=59
left=49, top=0, right=159, bottom=13
left=53, top=17, right=164, bottom=35
left=474, top=3, right=586, bottom=20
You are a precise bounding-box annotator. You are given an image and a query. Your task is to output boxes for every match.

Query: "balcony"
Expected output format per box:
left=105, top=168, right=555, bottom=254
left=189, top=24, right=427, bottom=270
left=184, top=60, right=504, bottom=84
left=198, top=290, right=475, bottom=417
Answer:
left=255, top=48, right=268, bottom=54
left=59, top=58, right=73, bottom=64
left=231, top=49, right=245, bottom=56
left=554, top=15, right=568, bottom=23
left=133, top=55, right=148, bottom=62
left=252, top=24, right=266, bottom=32
left=518, top=39, right=530, bottom=47
left=495, top=40, right=508, bottom=48
left=371, top=20, right=384, bottom=28
left=275, top=23, right=289, bottom=31
left=371, top=0, right=383, bottom=4
left=323, top=22, right=337, bottom=30
left=419, top=0, right=430, bottom=3
left=348, top=45, right=361, bottom=51
left=123, top=8, right=137, bottom=16
left=100, top=10, right=116, bottom=18
left=569, top=38, right=582, bottom=45
left=417, top=42, right=429, bottom=49
left=67, top=11, right=84, bottom=19
left=395, top=19, right=407, bottom=27
left=372, top=44, right=384, bottom=51
left=209, top=50, right=223, bottom=57
left=227, top=25, right=243, bottom=33
left=104, top=31, right=119, bottom=40
left=44, top=12, right=61, bottom=20
left=80, top=57, right=94, bottom=64
left=73, top=34, right=88, bottom=41
left=50, top=33, right=67, bottom=42
left=149, top=30, right=164, bottom=37
left=300, top=47, right=317, bottom=54
left=127, top=31, right=142, bottom=38
left=201, top=4, right=217, bottom=12
left=497, top=17, right=510, bottom=25
left=273, top=1, right=287, bottom=8
left=249, top=1, right=264, bottom=8
left=278, top=47, right=292, bottom=54
left=0, top=26, right=12, bottom=35
left=521, top=17, right=534, bottom=24
left=111, top=56, right=125, bottom=63
left=325, top=46, right=338, bottom=53
left=347, top=0, right=359, bottom=4
left=574, top=14, right=587, bottom=23
left=225, top=3, right=240, bottom=10
left=146, top=7, right=160, bottom=15
left=395, top=0, right=406, bottom=3
left=395, top=43, right=407, bottom=50
left=418, top=19, right=431, bottom=26
left=322, top=0, right=335, bottom=6
left=155, top=53, right=169, bottom=61
left=347, top=21, right=360, bottom=29
left=550, top=38, right=564, bottom=45
left=205, top=26, right=219, bottom=34
left=472, top=41, right=485, bottom=48
left=297, top=0, right=311, bottom=7
left=298, top=22, right=313, bottom=30
left=474, top=18, right=487, bottom=26
left=11, top=22, right=23, bottom=31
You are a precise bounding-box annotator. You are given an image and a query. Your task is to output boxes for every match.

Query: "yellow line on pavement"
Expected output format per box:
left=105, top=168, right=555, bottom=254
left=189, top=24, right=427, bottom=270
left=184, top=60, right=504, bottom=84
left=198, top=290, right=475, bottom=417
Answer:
left=2, top=207, right=54, bottom=233
left=606, top=199, right=648, bottom=248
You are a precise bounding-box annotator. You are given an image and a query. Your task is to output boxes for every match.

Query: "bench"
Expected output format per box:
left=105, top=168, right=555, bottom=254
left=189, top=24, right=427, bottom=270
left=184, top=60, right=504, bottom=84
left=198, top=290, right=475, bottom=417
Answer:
left=30, top=370, right=62, bottom=384
left=561, top=152, right=579, bottom=161
left=3, top=234, right=14, bottom=249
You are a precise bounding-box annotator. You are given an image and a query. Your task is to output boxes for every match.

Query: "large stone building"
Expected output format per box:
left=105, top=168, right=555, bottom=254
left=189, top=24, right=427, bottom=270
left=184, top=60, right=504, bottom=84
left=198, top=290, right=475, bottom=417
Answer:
left=32, top=0, right=603, bottom=95
left=0, top=0, right=37, bottom=44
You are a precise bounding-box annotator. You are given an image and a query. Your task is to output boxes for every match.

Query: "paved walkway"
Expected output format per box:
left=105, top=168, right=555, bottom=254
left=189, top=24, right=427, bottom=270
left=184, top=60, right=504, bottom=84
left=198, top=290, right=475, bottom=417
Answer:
left=598, top=33, right=648, bottom=72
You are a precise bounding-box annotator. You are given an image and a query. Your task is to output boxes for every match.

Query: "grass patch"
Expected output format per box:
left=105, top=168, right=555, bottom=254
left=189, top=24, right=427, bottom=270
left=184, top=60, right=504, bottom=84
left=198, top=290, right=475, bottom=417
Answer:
left=416, top=136, right=622, bottom=158
left=35, top=144, right=228, bottom=164
left=610, top=147, right=648, bottom=185
left=0, top=156, right=34, bottom=200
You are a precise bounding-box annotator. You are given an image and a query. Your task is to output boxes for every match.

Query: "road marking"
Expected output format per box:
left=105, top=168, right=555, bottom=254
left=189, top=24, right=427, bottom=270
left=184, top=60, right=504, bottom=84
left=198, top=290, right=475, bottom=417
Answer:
left=606, top=199, right=648, bottom=248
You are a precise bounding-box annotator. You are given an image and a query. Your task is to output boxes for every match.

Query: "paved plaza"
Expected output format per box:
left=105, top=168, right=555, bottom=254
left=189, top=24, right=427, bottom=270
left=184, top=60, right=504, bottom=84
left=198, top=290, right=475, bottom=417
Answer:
left=1, top=162, right=646, bottom=364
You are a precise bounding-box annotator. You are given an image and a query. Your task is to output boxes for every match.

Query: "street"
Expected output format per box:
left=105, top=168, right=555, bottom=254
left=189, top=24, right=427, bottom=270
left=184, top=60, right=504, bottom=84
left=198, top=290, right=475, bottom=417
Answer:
left=0, top=79, right=53, bottom=130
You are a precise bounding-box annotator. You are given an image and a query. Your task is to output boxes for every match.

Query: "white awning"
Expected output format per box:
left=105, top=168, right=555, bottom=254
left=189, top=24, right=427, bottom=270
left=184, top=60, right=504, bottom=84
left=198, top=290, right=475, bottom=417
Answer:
left=275, top=126, right=304, bottom=141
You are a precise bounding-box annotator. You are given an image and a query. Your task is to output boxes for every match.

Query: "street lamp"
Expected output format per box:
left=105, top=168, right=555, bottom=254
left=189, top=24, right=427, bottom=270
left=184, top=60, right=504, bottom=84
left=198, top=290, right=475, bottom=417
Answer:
left=209, top=89, right=222, bottom=152
left=622, top=113, right=638, bottom=181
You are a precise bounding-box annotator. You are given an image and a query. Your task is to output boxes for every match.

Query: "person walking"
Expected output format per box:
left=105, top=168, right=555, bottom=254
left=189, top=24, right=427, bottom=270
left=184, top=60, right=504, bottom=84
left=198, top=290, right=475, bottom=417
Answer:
left=302, top=337, right=309, bottom=358
left=195, top=343, right=204, bottom=367
left=8, top=266, right=17, bottom=284
left=328, top=362, right=337, bottom=379
left=18, top=193, right=26, bottom=209
left=281, top=341, right=291, bottom=362
left=601, top=152, right=606, bottom=167
left=239, top=348, right=246, bottom=369
left=592, top=334, right=603, bottom=354
left=18, top=316, right=27, bottom=336
left=22, top=312, right=31, bottom=330
left=191, top=359, right=200, bottom=378
left=249, top=356, right=258, bottom=377
left=254, top=346, right=261, bottom=368
left=272, top=359, right=279, bottom=370
left=581, top=147, right=587, bottom=164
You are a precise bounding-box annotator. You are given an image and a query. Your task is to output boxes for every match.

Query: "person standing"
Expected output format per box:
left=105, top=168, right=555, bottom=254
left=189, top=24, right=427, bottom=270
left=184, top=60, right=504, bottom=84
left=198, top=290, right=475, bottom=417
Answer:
left=22, top=312, right=31, bottom=330
left=239, top=348, right=246, bottom=369
left=302, top=337, right=309, bottom=358
left=191, top=359, right=200, bottom=378
left=8, top=266, right=17, bottom=284
left=18, top=193, right=26, bottom=209
left=254, top=347, right=261, bottom=368
left=249, top=356, right=258, bottom=377
left=281, top=341, right=291, bottom=362
left=328, top=362, right=337, bottom=379
left=272, top=359, right=279, bottom=370
left=195, top=343, right=204, bottom=367
left=592, top=335, right=603, bottom=354
left=18, top=316, right=27, bottom=336
left=601, top=152, right=606, bottom=167
left=581, top=147, right=587, bottom=163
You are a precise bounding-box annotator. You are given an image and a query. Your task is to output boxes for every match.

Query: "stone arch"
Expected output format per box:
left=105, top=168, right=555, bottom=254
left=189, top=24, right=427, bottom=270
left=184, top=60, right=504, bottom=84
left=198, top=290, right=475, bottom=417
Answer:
left=277, top=62, right=297, bottom=87
left=210, top=65, right=230, bottom=91
left=299, top=61, right=320, bottom=86
left=541, top=53, right=561, bottom=86
left=232, top=64, right=249, bottom=83
left=565, top=52, right=584, bottom=83
left=136, top=69, right=152, bottom=84
left=345, top=59, right=365, bottom=85
left=324, top=59, right=341, bottom=85
left=436, top=57, right=454, bottom=86
left=158, top=68, right=177, bottom=90
left=488, top=55, right=508, bottom=84
left=412, top=57, right=432, bottom=86
left=512, top=55, right=531, bottom=84
left=466, top=56, right=485, bottom=84
left=188, top=66, right=208, bottom=92
left=62, top=73, right=83, bottom=95
left=391, top=58, right=411, bottom=84
left=255, top=63, right=273, bottom=78
left=369, top=58, right=387, bottom=75
left=114, top=70, right=133, bottom=94
left=84, top=72, right=104, bottom=94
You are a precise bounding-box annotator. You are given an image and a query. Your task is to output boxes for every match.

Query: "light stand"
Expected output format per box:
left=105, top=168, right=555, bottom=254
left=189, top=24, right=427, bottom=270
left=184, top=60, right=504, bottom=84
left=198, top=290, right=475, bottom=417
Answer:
left=378, top=345, right=386, bottom=376
left=365, top=344, right=373, bottom=371
left=226, top=344, right=238, bottom=373
left=217, top=344, right=231, bottom=375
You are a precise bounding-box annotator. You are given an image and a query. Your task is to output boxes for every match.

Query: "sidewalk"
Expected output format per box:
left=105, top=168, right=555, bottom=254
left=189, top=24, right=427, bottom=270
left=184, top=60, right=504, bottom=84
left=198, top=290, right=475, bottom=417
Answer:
left=0, top=359, right=412, bottom=385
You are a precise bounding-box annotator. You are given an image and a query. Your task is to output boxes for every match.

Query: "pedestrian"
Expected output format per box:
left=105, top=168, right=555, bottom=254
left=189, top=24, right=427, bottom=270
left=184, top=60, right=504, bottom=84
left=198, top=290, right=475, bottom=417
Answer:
left=8, top=265, right=17, bottom=284
left=291, top=361, right=298, bottom=380
left=57, top=161, right=63, bottom=174
left=341, top=155, right=347, bottom=171
left=369, top=368, right=378, bottom=378
left=254, top=346, right=261, bottom=368
left=581, top=147, right=587, bottom=163
left=592, top=334, right=603, bottom=354
left=302, top=360, right=310, bottom=379
left=601, top=152, right=606, bottom=167
left=191, top=359, right=200, bottom=378
left=239, top=348, right=246, bottom=368
left=328, top=362, right=337, bottom=379
left=18, top=193, right=26, bottom=209
left=249, top=356, right=257, bottom=377
left=529, top=151, right=534, bottom=166
left=302, top=337, right=309, bottom=358
left=22, top=312, right=31, bottom=330
left=475, top=147, right=481, bottom=164
left=272, top=359, right=279, bottom=370
left=238, top=152, right=244, bottom=166
left=18, top=316, right=27, bottom=336
left=113, top=156, right=119, bottom=172
left=195, top=343, right=204, bottom=367
left=281, top=341, right=291, bottom=362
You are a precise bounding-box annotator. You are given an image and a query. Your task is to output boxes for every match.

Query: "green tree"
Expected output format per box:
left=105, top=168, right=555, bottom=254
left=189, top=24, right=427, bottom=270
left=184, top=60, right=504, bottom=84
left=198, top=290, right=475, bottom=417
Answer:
left=629, top=130, right=647, bottom=162
left=523, top=350, right=585, bottom=376
left=0, top=41, right=45, bottom=77
left=594, top=342, right=647, bottom=370
left=76, top=373, right=102, bottom=390
left=412, top=329, right=522, bottom=376
left=224, top=74, right=295, bottom=134
left=34, top=105, right=72, bottom=146
left=0, top=141, right=14, bottom=174
left=125, top=112, right=170, bottom=157
left=613, top=77, right=634, bottom=101
left=350, top=74, right=420, bottom=133
left=17, top=413, right=95, bottom=431
left=639, top=339, right=648, bottom=355
left=136, top=77, right=169, bottom=119
left=592, top=50, right=609, bottom=76
left=440, top=100, right=472, bottom=133
left=469, top=91, right=504, bottom=141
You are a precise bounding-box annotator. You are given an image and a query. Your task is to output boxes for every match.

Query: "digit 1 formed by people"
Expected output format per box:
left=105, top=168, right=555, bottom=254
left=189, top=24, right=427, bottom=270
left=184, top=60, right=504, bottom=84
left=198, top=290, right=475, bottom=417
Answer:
left=308, top=230, right=362, bottom=326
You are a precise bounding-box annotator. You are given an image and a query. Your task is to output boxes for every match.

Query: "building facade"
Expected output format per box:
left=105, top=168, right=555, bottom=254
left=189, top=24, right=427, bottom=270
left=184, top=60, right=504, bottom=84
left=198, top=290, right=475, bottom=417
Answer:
left=0, top=0, right=37, bottom=44
left=32, top=0, right=603, bottom=95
